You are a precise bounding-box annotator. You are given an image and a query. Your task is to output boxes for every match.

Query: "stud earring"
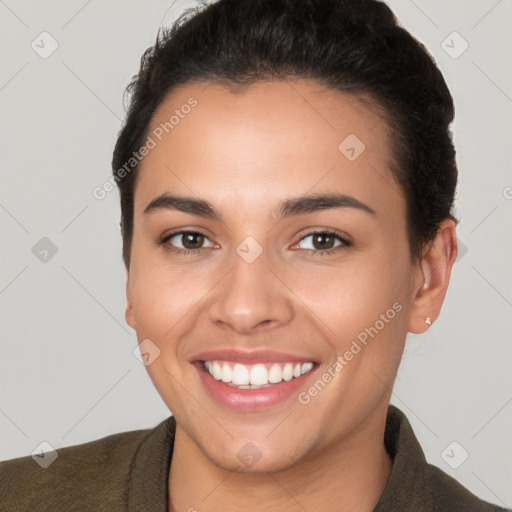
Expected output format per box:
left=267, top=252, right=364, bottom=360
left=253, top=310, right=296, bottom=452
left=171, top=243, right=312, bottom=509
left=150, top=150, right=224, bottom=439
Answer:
left=425, top=317, right=432, bottom=326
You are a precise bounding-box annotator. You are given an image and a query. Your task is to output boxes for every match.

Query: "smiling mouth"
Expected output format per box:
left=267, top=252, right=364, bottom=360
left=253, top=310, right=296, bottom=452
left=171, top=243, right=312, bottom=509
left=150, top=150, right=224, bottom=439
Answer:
left=201, top=360, right=317, bottom=389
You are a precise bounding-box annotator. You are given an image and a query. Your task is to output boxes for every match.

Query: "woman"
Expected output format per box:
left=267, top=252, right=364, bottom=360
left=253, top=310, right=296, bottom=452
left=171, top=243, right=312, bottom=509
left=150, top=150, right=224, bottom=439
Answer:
left=1, top=0, right=508, bottom=510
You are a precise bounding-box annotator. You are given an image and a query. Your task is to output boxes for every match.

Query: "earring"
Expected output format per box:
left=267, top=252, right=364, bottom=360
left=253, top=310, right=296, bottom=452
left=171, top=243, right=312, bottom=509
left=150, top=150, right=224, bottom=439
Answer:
left=425, top=317, right=432, bottom=326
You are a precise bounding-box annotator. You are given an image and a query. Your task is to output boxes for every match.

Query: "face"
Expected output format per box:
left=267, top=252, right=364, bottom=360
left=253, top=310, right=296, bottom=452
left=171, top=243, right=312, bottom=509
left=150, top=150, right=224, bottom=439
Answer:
left=126, top=79, right=429, bottom=472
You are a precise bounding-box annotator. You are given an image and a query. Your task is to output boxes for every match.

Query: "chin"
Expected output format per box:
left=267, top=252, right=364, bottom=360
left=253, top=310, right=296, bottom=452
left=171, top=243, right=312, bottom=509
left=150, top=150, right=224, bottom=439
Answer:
left=201, top=440, right=306, bottom=475
left=215, top=455, right=298, bottom=474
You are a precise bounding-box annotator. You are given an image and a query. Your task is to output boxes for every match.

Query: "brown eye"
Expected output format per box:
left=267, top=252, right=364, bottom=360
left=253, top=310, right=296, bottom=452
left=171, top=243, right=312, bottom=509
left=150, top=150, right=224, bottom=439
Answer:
left=296, top=230, right=351, bottom=255
left=311, top=233, right=336, bottom=250
left=180, top=232, right=205, bottom=249
left=158, top=230, right=216, bottom=254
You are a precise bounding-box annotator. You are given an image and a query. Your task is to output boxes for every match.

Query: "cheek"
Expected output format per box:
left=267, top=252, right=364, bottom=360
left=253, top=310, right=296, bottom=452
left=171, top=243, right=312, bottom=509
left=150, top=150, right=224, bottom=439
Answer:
left=299, top=257, right=410, bottom=388
left=129, top=256, right=215, bottom=341
left=129, top=266, right=206, bottom=394
left=294, top=256, right=406, bottom=339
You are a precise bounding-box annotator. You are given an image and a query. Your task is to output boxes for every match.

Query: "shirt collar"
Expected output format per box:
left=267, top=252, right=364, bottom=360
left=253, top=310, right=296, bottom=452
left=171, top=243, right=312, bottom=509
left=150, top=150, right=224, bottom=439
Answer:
left=374, top=404, right=430, bottom=510
left=127, top=414, right=175, bottom=511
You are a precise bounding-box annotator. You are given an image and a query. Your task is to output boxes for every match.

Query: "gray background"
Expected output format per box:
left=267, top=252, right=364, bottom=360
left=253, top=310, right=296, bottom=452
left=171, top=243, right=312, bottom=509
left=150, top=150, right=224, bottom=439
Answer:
left=1, top=0, right=511, bottom=507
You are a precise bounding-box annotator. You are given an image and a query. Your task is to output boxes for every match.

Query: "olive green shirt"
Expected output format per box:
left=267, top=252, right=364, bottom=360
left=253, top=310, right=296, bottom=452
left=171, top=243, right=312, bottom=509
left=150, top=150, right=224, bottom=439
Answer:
left=0, top=405, right=508, bottom=511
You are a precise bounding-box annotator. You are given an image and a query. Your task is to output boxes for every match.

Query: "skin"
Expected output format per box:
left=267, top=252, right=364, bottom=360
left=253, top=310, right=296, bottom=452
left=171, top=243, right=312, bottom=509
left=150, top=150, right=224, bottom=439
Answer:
left=125, top=79, right=457, bottom=511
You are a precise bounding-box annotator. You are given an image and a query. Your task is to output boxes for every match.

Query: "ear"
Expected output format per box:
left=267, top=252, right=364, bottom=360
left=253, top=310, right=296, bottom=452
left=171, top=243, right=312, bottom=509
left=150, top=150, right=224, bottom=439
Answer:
left=125, top=273, right=136, bottom=330
left=408, top=218, right=458, bottom=334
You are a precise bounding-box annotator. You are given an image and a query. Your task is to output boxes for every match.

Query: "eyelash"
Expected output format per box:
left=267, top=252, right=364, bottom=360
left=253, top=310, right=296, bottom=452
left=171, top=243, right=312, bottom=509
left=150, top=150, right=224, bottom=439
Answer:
left=298, top=230, right=352, bottom=255
left=157, top=229, right=352, bottom=256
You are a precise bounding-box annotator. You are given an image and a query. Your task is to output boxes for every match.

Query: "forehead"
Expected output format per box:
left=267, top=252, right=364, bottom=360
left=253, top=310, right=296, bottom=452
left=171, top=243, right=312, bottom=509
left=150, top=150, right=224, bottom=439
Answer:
left=135, top=79, right=403, bottom=221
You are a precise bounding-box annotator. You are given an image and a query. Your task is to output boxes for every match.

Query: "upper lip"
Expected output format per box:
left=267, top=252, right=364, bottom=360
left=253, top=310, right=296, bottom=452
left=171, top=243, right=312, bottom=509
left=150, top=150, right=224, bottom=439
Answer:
left=190, top=348, right=318, bottom=364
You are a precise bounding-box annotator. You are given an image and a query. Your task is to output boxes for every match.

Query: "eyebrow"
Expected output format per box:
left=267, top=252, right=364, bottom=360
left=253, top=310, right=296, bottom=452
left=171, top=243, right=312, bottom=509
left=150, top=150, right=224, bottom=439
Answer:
left=143, top=192, right=376, bottom=219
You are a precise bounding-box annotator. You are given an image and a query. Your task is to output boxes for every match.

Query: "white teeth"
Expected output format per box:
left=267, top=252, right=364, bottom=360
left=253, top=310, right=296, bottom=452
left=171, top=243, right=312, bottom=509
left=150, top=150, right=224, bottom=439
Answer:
left=212, top=361, right=222, bottom=380
left=204, top=360, right=315, bottom=387
left=221, top=364, right=232, bottom=383
left=301, top=362, right=313, bottom=374
left=282, top=363, right=294, bottom=381
left=232, top=364, right=250, bottom=386
left=250, top=364, right=268, bottom=385
left=268, top=363, right=283, bottom=384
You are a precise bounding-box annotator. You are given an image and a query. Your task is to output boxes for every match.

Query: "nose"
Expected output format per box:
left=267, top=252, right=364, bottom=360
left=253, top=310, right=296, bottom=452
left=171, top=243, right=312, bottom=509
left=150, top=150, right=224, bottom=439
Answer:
left=208, top=245, right=294, bottom=336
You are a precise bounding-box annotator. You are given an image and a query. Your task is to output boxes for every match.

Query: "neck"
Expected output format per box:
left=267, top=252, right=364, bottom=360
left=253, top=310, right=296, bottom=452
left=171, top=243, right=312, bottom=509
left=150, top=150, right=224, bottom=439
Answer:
left=168, top=405, right=392, bottom=512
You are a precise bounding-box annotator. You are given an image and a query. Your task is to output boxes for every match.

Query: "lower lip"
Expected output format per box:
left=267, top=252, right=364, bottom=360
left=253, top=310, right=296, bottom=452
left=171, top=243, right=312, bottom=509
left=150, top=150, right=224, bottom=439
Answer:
left=194, top=362, right=318, bottom=412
